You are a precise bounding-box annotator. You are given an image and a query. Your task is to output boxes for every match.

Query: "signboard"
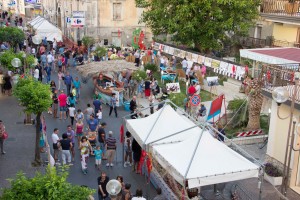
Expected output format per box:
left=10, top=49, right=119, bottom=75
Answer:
left=25, top=0, right=37, bottom=3
left=207, top=76, right=219, bottom=86
left=18, top=0, right=25, bottom=15
left=72, top=11, right=85, bottom=18
left=190, top=94, right=201, bottom=107
left=211, top=59, right=221, bottom=68
left=166, top=82, right=180, bottom=93
left=192, top=53, right=198, bottom=63
left=66, top=17, right=71, bottom=24
left=71, top=18, right=85, bottom=28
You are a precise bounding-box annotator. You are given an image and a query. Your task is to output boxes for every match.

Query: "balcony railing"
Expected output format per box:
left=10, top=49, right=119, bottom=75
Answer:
left=261, top=0, right=300, bottom=16
left=237, top=36, right=300, bottom=48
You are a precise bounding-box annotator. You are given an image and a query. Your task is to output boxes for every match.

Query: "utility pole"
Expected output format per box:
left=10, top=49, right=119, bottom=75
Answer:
left=77, top=0, right=80, bottom=44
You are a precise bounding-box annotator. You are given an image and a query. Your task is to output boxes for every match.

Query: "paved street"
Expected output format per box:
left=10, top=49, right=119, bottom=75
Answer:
left=0, top=67, right=156, bottom=199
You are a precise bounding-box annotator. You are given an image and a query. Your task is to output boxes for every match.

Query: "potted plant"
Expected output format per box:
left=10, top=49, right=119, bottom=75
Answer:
left=264, top=163, right=283, bottom=186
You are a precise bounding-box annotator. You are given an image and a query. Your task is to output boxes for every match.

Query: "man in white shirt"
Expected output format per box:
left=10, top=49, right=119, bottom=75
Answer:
left=31, top=47, right=36, bottom=55
left=181, top=57, right=188, bottom=72
left=47, top=52, right=54, bottom=70
left=33, top=68, right=39, bottom=80
left=53, top=38, right=57, bottom=50
left=51, top=128, right=60, bottom=165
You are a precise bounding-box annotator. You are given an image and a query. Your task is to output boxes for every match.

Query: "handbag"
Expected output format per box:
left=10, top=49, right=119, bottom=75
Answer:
left=2, top=131, right=8, bottom=140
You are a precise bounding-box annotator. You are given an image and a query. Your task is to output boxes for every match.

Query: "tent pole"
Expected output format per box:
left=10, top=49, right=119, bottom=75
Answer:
left=143, top=104, right=168, bottom=146
left=258, top=167, right=264, bottom=200
left=122, top=99, right=169, bottom=119
left=184, top=125, right=206, bottom=180
left=122, top=118, right=125, bottom=166
left=149, top=124, right=202, bottom=145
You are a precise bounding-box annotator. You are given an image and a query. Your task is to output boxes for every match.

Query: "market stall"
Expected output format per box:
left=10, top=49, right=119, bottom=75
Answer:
left=125, top=103, right=261, bottom=199
left=77, top=60, right=138, bottom=106
left=28, top=16, right=62, bottom=42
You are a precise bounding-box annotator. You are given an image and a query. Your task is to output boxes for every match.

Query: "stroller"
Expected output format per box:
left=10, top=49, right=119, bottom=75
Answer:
left=87, top=131, right=97, bottom=155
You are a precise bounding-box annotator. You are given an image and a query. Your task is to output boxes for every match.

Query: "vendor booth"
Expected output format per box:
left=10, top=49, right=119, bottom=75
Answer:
left=125, top=103, right=262, bottom=199
left=28, top=16, right=62, bottom=42
left=77, top=60, right=138, bottom=106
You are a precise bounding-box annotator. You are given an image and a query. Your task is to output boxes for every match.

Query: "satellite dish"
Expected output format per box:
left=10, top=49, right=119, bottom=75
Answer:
left=32, top=35, right=42, bottom=45
left=11, top=58, right=22, bottom=68
left=106, top=180, right=122, bottom=197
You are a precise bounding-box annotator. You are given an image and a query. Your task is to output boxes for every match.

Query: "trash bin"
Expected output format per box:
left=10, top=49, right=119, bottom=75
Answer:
left=124, top=101, right=130, bottom=111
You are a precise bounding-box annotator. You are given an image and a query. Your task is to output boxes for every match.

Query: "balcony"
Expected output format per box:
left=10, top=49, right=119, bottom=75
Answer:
left=261, top=0, right=300, bottom=24
left=237, top=36, right=300, bottom=48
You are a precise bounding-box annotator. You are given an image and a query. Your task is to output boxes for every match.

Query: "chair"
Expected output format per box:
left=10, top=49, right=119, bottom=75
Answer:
left=176, top=69, right=187, bottom=82
left=161, top=72, right=176, bottom=84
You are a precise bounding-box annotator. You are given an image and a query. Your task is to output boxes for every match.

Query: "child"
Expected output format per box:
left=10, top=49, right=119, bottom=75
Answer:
left=96, top=109, right=102, bottom=124
left=71, top=85, right=77, bottom=97
left=94, top=146, right=102, bottom=170
left=68, top=104, right=76, bottom=126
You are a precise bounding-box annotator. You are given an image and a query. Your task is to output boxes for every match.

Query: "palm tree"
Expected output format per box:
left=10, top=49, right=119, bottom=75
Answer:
left=247, top=78, right=263, bottom=130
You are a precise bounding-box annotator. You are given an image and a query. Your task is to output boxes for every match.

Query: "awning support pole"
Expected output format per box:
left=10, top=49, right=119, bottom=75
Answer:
left=184, top=125, right=205, bottom=180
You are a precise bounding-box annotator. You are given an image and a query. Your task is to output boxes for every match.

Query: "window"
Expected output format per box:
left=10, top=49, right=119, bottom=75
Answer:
left=113, top=3, right=122, bottom=20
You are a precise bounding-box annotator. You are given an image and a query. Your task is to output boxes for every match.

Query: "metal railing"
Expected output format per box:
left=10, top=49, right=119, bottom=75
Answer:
left=237, top=36, right=300, bottom=48
left=231, top=184, right=253, bottom=200
left=261, top=0, right=300, bottom=16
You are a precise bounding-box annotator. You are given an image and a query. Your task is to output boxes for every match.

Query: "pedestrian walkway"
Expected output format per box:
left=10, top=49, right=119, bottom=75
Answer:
left=0, top=67, right=156, bottom=199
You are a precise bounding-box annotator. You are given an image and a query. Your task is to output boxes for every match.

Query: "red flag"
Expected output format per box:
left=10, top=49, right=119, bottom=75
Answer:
left=118, top=29, right=121, bottom=37
left=137, top=150, right=147, bottom=174
left=120, top=124, right=124, bottom=143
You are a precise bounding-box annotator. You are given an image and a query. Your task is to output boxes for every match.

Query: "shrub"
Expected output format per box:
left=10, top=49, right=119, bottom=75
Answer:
left=132, top=70, right=147, bottom=82
left=1, top=166, right=95, bottom=200
left=264, top=163, right=282, bottom=177
left=144, top=63, right=158, bottom=72
left=169, top=92, right=187, bottom=108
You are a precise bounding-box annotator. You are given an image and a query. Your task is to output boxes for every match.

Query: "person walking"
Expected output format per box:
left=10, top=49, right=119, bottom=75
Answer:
left=0, top=70, right=5, bottom=94
left=0, top=120, right=7, bottom=154
left=47, top=52, right=54, bottom=71
left=80, top=136, right=93, bottom=174
left=60, top=133, right=73, bottom=165
left=105, top=131, right=117, bottom=167
left=3, top=72, right=12, bottom=96
left=132, top=189, right=146, bottom=200
left=109, top=93, right=118, bottom=118
left=44, top=64, right=52, bottom=84
left=58, top=90, right=67, bottom=120
left=64, top=72, right=73, bottom=95
left=98, top=122, right=107, bottom=159
left=84, top=104, right=94, bottom=123
left=75, top=119, right=84, bottom=149
left=51, top=128, right=60, bottom=165
left=97, top=172, right=109, bottom=200
left=132, top=139, right=141, bottom=173
left=94, top=145, right=102, bottom=170
left=52, top=90, right=59, bottom=118
left=73, top=76, right=81, bottom=99
left=66, top=125, right=76, bottom=161
left=93, top=96, right=102, bottom=114
left=124, top=131, right=132, bottom=167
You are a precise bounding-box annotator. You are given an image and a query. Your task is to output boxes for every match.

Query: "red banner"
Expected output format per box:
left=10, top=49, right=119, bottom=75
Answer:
left=137, top=150, right=147, bottom=174
left=119, top=124, right=124, bottom=143
left=138, top=31, right=145, bottom=50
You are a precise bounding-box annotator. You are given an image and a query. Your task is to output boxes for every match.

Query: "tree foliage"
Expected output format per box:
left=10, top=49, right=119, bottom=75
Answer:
left=0, top=166, right=95, bottom=200
left=0, top=50, right=36, bottom=70
left=82, top=36, right=95, bottom=48
left=94, top=46, right=107, bottom=58
left=136, top=0, right=260, bottom=51
left=13, top=78, right=52, bottom=114
left=13, top=78, right=52, bottom=165
left=132, top=70, right=147, bottom=81
left=0, top=27, right=25, bottom=48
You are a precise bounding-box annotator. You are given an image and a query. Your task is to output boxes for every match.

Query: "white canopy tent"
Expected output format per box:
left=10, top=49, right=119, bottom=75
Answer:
left=126, top=104, right=260, bottom=189
left=240, top=47, right=300, bottom=65
left=28, top=16, right=62, bottom=42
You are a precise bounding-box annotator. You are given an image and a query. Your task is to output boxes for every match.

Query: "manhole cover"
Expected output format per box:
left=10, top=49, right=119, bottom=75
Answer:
left=6, top=137, right=16, bottom=142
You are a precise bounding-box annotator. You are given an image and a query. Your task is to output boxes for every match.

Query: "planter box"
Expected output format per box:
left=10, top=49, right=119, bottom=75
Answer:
left=264, top=173, right=283, bottom=186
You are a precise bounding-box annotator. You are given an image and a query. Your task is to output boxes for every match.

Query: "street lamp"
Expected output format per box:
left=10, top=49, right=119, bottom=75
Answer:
left=272, top=78, right=300, bottom=197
